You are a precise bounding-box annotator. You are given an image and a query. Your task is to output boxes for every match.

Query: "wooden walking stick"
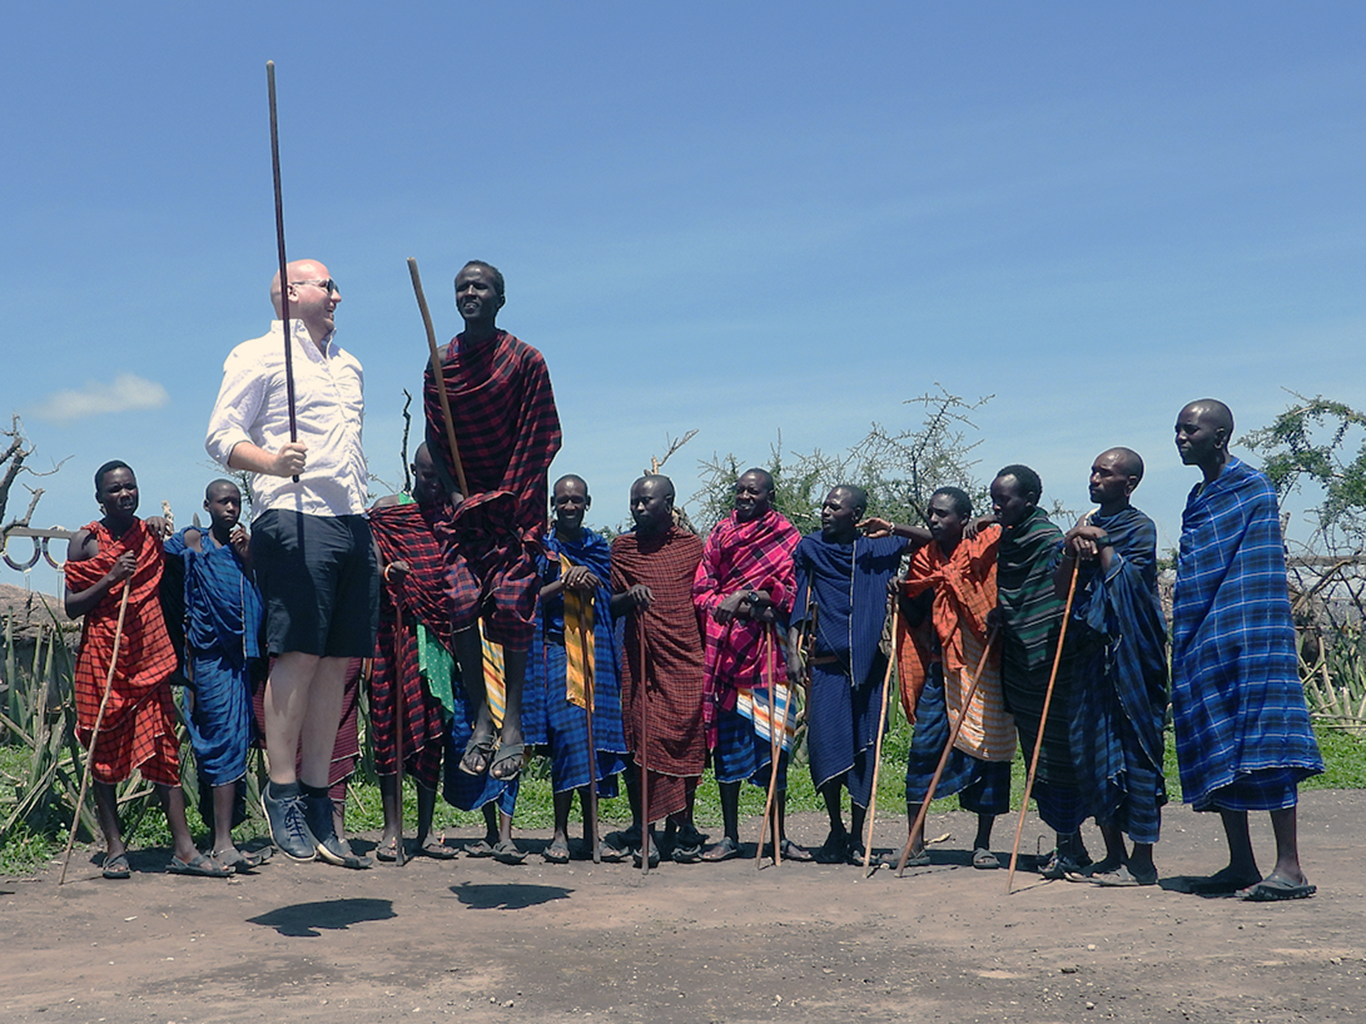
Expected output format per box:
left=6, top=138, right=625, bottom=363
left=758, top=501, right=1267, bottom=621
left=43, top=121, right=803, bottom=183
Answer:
left=1006, top=557, right=1081, bottom=893
left=756, top=625, right=781, bottom=868
left=637, top=614, right=651, bottom=874
left=578, top=598, right=602, bottom=864
left=895, top=623, right=1000, bottom=876
left=59, top=582, right=131, bottom=885
left=265, top=61, right=299, bottom=483
left=862, top=596, right=900, bottom=875
left=407, top=258, right=470, bottom=499
left=393, top=600, right=407, bottom=866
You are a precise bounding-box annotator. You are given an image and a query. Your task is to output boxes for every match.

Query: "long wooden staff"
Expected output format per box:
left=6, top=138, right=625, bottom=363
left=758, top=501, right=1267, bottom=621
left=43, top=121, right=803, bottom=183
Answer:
left=59, top=582, right=131, bottom=885
left=393, top=599, right=407, bottom=866
left=895, top=623, right=1000, bottom=876
left=1006, top=557, right=1080, bottom=892
left=862, top=596, right=900, bottom=874
left=407, top=258, right=470, bottom=498
left=265, top=61, right=299, bottom=483
left=579, top=594, right=601, bottom=864
left=756, top=625, right=781, bottom=868
left=637, top=614, right=651, bottom=874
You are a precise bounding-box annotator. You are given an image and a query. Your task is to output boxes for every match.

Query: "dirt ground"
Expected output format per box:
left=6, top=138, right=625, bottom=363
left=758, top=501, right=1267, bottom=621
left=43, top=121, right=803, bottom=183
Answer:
left=3, top=789, right=1363, bottom=1024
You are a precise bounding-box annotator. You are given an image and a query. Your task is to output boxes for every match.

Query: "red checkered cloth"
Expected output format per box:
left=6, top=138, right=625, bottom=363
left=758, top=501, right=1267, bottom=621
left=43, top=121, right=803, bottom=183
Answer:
left=67, top=519, right=180, bottom=786
left=692, top=509, right=800, bottom=745
left=611, top=525, right=707, bottom=822
left=369, top=498, right=451, bottom=787
left=423, top=331, right=561, bottom=650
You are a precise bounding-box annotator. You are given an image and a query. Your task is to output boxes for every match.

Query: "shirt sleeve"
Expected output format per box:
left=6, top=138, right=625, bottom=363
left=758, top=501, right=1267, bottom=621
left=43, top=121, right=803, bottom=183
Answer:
left=205, top=346, right=267, bottom=467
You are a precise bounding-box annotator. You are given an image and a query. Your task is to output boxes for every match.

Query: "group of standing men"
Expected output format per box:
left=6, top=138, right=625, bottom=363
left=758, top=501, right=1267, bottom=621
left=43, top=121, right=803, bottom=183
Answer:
left=63, top=257, right=1324, bottom=900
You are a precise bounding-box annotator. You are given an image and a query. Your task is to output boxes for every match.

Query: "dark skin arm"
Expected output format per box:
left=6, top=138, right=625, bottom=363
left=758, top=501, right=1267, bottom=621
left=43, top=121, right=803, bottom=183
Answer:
left=857, top=517, right=933, bottom=547
left=712, top=589, right=778, bottom=624
left=541, top=564, right=601, bottom=600
left=962, top=514, right=996, bottom=540
left=611, top=583, right=653, bottom=617
left=1053, top=520, right=1113, bottom=598
left=64, top=530, right=136, bottom=619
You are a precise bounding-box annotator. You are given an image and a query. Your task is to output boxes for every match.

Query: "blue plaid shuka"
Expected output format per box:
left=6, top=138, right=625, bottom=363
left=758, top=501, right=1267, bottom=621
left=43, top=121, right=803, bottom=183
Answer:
left=1171, top=458, right=1323, bottom=808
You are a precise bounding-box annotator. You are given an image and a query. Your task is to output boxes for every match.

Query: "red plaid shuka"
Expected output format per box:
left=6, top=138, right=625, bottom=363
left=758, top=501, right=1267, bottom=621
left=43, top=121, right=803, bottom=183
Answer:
left=423, top=329, right=561, bottom=648
left=368, top=497, right=450, bottom=787
left=611, top=525, right=706, bottom=822
left=67, top=519, right=180, bottom=786
left=692, top=509, right=800, bottom=744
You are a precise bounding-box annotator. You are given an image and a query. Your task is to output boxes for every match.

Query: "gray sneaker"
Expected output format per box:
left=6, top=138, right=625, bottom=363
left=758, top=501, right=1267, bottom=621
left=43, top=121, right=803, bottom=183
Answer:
left=262, top=786, right=317, bottom=862
left=302, top=794, right=372, bottom=869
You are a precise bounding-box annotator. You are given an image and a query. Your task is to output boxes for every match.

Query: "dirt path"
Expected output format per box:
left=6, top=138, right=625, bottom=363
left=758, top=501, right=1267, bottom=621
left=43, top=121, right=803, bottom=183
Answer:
left=4, top=789, right=1363, bottom=1024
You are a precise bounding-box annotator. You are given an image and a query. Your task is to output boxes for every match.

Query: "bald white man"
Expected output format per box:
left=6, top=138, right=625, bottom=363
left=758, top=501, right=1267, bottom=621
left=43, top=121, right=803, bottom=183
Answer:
left=206, top=259, right=378, bottom=869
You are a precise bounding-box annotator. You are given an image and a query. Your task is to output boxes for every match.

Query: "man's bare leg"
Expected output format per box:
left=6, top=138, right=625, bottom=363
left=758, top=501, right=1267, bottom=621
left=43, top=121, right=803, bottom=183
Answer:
left=492, top=648, right=527, bottom=779
left=452, top=627, right=495, bottom=773
left=93, top=781, right=127, bottom=862
left=378, top=771, right=403, bottom=854
left=262, top=651, right=323, bottom=785
left=1092, top=821, right=1127, bottom=875
left=211, top=782, right=241, bottom=859
left=1218, top=808, right=1260, bottom=879
left=297, top=656, right=347, bottom=788
left=1266, top=806, right=1309, bottom=886
left=156, top=782, right=201, bottom=863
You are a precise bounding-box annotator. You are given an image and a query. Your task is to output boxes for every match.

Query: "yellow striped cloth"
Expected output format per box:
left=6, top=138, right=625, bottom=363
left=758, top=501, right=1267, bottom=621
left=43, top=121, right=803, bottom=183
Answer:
left=481, top=623, right=506, bottom=729
left=560, top=553, right=595, bottom=710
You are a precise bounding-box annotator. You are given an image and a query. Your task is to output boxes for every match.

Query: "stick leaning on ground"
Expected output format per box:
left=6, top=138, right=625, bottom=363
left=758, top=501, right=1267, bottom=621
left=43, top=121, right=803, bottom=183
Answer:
left=894, top=622, right=1000, bottom=876
left=638, top=616, right=651, bottom=875
left=756, top=624, right=780, bottom=868
left=1006, top=557, right=1081, bottom=893
left=393, top=600, right=407, bottom=866
left=407, top=258, right=471, bottom=499
left=863, top=596, right=900, bottom=875
left=580, top=598, right=601, bottom=864
left=59, top=583, right=131, bottom=886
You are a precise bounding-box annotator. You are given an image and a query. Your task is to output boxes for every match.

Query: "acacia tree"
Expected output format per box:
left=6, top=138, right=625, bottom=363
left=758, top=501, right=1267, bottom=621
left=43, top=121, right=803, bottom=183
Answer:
left=689, top=386, right=994, bottom=534
left=1243, top=392, right=1366, bottom=551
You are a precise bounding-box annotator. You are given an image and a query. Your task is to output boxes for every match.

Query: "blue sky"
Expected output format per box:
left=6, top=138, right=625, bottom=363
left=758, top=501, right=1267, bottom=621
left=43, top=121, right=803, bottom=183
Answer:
left=2, top=3, right=1362, bottom=595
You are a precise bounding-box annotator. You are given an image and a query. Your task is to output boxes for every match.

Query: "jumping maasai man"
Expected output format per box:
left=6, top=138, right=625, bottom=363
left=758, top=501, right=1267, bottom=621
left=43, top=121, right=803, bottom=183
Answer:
left=66, top=461, right=228, bottom=879
left=896, top=487, right=1015, bottom=870
left=608, top=475, right=708, bottom=865
left=1053, top=448, right=1169, bottom=887
left=991, top=464, right=1089, bottom=877
left=162, top=478, right=267, bottom=872
left=206, top=259, right=377, bottom=868
left=368, top=443, right=458, bottom=861
left=1172, top=400, right=1323, bottom=901
left=693, top=468, right=804, bottom=863
left=423, top=260, right=561, bottom=784
left=523, top=475, right=629, bottom=864
left=792, top=486, right=921, bottom=865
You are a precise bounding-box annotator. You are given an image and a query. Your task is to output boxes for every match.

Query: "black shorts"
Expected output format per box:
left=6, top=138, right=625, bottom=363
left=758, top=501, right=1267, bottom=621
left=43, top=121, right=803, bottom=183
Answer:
left=252, top=510, right=378, bottom=658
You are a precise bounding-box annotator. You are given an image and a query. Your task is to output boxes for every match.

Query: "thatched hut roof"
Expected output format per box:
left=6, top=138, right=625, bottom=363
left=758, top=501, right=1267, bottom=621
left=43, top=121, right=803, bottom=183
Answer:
left=0, top=582, right=75, bottom=642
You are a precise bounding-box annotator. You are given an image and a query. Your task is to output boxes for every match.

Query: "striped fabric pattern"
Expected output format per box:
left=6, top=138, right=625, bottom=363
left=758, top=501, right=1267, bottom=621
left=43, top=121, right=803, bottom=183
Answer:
left=1171, top=458, right=1323, bottom=805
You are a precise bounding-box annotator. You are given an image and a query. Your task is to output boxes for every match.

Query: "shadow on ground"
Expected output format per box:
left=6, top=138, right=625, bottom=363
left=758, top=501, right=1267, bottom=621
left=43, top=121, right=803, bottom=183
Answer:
left=247, top=897, right=396, bottom=936
left=452, top=881, right=572, bottom=910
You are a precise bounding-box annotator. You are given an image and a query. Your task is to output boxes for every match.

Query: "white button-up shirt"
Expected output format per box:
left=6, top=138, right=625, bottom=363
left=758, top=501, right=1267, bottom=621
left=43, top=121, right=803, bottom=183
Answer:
left=205, top=319, right=368, bottom=519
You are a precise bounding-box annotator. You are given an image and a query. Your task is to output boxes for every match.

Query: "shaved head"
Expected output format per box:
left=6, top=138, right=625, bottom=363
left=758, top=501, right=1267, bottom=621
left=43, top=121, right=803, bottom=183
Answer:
left=633, top=474, right=675, bottom=502
left=1099, top=447, right=1144, bottom=483
left=1184, top=399, right=1234, bottom=436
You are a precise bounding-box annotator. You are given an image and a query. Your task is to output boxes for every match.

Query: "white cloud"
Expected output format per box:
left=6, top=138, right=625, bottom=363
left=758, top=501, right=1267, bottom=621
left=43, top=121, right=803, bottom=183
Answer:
left=32, top=373, right=170, bottom=422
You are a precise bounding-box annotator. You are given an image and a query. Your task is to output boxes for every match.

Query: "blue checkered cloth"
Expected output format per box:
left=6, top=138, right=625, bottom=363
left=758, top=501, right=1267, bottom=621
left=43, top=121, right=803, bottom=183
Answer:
left=442, top=669, right=519, bottom=816
left=522, top=530, right=629, bottom=795
left=808, top=658, right=886, bottom=808
left=904, top=664, right=1010, bottom=816
left=712, top=693, right=788, bottom=790
left=1171, top=458, right=1323, bottom=808
left=1061, top=506, right=1169, bottom=844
